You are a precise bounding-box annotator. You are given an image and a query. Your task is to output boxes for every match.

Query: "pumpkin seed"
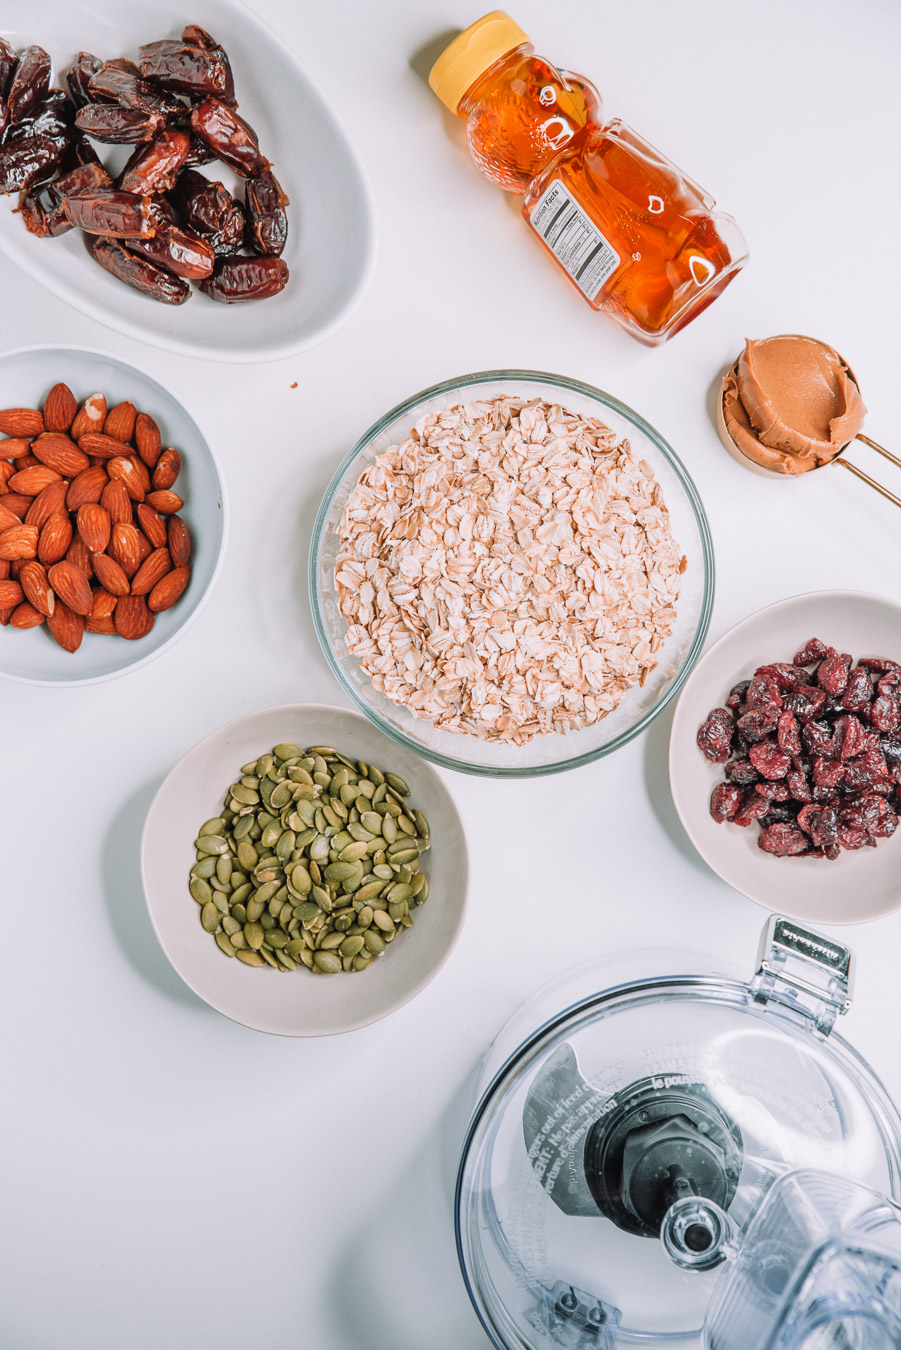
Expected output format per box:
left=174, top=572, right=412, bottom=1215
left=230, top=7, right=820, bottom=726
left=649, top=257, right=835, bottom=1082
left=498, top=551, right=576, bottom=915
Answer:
left=237, top=949, right=265, bottom=966
left=201, top=901, right=219, bottom=932
left=314, top=952, right=341, bottom=974
left=215, top=931, right=236, bottom=957
left=190, top=877, right=212, bottom=905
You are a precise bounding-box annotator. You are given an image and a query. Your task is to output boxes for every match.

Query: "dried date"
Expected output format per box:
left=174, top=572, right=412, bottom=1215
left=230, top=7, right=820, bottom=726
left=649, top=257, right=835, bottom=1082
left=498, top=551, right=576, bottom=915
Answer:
left=169, top=169, right=244, bottom=256
left=245, top=168, right=288, bottom=256
left=75, top=104, right=161, bottom=145
left=7, top=45, right=51, bottom=125
left=129, top=219, right=215, bottom=280
left=64, top=188, right=161, bottom=238
left=19, top=160, right=111, bottom=237
left=65, top=53, right=102, bottom=109
left=190, top=98, right=266, bottom=176
left=138, top=39, right=231, bottom=101
left=181, top=25, right=236, bottom=106
left=0, top=137, right=60, bottom=195
left=0, top=38, right=17, bottom=134
left=199, top=254, right=288, bottom=302
left=119, top=127, right=190, bottom=194
left=89, top=237, right=191, bottom=305
left=89, top=60, right=184, bottom=121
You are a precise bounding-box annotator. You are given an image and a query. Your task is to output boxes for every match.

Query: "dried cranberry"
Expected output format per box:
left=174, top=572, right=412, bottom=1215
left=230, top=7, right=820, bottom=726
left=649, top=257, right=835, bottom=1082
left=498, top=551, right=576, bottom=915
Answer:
left=838, top=827, right=874, bottom=851
left=759, top=823, right=809, bottom=856
left=746, top=673, right=782, bottom=710
left=737, top=706, right=780, bottom=742
left=697, top=707, right=734, bottom=763
left=844, top=749, right=890, bottom=793
left=842, top=666, right=873, bottom=712
left=783, top=685, right=827, bottom=721
left=797, top=803, right=838, bottom=847
left=757, top=662, right=805, bottom=691
left=777, top=711, right=802, bottom=758
left=793, top=638, right=828, bottom=666
left=883, top=739, right=901, bottom=784
left=731, top=729, right=750, bottom=757
left=858, top=657, right=901, bottom=675
left=816, top=654, right=851, bottom=696
left=749, top=741, right=791, bottom=779
left=812, top=756, right=844, bottom=791
left=733, top=789, right=770, bottom=827
left=710, top=783, right=743, bottom=823
left=761, top=805, right=796, bottom=826
left=726, top=680, right=750, bottom=709
left=878, top=670, right=901, bottom=695
left=833, top=714, right=870, bottom=761
left=787, top=769, right=813, bottom=802
left=870, top=695, right=901, bottom=734
left=725, top=758, right=759, bottom=785
left=802, top=720, right=837, bottom=757
left=756, top=781, right=791, bottom=801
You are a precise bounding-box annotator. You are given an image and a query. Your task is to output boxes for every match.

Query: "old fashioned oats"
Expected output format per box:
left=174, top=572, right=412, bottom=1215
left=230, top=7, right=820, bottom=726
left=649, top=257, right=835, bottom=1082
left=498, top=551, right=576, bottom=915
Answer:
left=335, top=396, right=685, bottom=744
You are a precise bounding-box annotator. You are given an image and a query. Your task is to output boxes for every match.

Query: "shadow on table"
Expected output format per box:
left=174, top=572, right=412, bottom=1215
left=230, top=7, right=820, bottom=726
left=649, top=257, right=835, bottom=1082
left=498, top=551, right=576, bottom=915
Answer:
left=323, top=1064, right=488, bottom=1350
left=101, top=779, right=209, bottom=1013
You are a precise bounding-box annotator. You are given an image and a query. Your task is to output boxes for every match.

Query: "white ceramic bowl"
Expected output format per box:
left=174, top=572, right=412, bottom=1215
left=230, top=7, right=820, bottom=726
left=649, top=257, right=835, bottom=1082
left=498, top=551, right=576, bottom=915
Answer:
left=0, top=344, right=226, bottom=685
left=141, top=704, right=469, bottom=1036
left=669, top=590, right=901, bottom=925
left=0, top=0, right=375, bottom=363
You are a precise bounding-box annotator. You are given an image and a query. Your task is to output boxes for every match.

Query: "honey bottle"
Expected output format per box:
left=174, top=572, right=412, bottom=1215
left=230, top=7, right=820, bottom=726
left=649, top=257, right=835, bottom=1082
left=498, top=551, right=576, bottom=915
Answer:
left=429, top=12, right=748, bottom=346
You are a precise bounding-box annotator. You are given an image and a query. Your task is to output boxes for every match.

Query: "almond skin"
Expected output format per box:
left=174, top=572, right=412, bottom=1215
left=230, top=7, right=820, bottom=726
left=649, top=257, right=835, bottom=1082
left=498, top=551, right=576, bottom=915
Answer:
left=66, top=465, right=108, bottom=512
left=91, top=552, right=130, bottom=597
left=0, top=579, right=24, bottom=607
left=25, top=479, right=69, bottom=530
left=90, top=587, right=118, bottom=618
left=103, top=401, right=137, bottom=443
left=100, top=479, right=133, bottom=525
left=77, top=432, right=137, bottom=460
left=76, top=502, right=111, bottom=554
left=0, top=605, right=13, bottom=626
left=0, top=408, right=43, bottom=437
left=136, top=502, right=167, bottom=549
left=1, top=494, right=31, bottom=520
left=48, top=560, right=93, bottom=616
left=0, top=461, right=15, bottom=492
left=0, top=501, right=20, bottom=533
left=66, top=534, right=94, bottom=578
left=109, top=522, right=143, bottom=578
left=115, top=594, right=154, bottom=640
left=0, top=523, right=39, bottom=561
left=149, top=564, right=190, bottom=612
left=31, top=432, right=90, bottom=477
left=135, top=413, right=162, bottom=468
left=70, top=393, right=106, bottom=441
left=19, top=561, right=55, bottom=617
left=38, top=514, right=73, bottom=565
left=0, top=438, right=32, bottom=459
left=151, top=448, right=180, bottom=490
left=107, top=456, right=147, bottom=502
left=8, top=465, right=63, bottom=496
left=10, top=600, right=45, bottom=628
left=86, top=613, right=117, bottom=634
left=47, top=599, right=84, bottom=652
left=131, top=547, right=171, bottom=596
left=167, top=516, right=191, bottom=568
left=146, top=489, right=183, bottom=514
left=42, top=382, right=78, bottom=433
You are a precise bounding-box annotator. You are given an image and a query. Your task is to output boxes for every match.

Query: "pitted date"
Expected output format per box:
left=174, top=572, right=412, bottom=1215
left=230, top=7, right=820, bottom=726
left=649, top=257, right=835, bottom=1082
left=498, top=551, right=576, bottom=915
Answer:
left=170, top=168, right=244, bottom=256
left=7, top=45, right=51, bottom=125
left=245, top=169, right=288, bottom=256
left=0, top=137, right=60, bottom=194
left=129, top=219, right=215, bottom=280
left=119, top=127, right=190, bottom=194
left=182, top=131, right=217, bottom=168
left=89, top=237, right=191, bottom=304
left=181, top=25, right=236, bottom=106
left=200, top=255, right=288, bottom=302
left=5, top=89, right=75, bottom=155
left=138, top=39, right=231, bottom=101
left=190, top=98, right=266, bottom=176
left=75, top=104, right=161, bottom=145
left=0, top=38, right=17, bottom=134
left=89, top=60, right=184, bottom=121
left=66, top=52, right=103, bottom=109
left=64, top=188, right=161, bottom=238
left=19, top=160, right=111, bottom=236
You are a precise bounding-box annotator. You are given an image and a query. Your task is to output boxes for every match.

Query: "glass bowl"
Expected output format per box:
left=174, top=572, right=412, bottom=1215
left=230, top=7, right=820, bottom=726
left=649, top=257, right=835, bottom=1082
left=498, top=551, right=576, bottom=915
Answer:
left=310, top=370, right=714, bottom=777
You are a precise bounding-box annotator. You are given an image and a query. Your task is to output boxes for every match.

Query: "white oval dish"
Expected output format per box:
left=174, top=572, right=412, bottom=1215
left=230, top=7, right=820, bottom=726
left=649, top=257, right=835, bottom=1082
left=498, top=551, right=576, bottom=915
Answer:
left=669, top=590, right=901, bottom=925
left=141, top=704, right=470, bottom=1037
left=0, top=0, right=376, bottom=362
left=0, top=344, right=226, bottom=685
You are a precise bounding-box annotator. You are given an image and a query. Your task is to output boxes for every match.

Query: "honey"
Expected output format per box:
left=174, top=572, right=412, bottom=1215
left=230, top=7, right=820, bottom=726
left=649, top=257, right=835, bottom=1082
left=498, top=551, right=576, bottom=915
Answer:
left=431, top=13, right=748, bottom=346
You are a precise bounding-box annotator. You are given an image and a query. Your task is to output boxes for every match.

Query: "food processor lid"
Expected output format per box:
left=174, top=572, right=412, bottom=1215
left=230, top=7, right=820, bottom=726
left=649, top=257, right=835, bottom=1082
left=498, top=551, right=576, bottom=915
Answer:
left=456, top=917, right=901, bottom=1350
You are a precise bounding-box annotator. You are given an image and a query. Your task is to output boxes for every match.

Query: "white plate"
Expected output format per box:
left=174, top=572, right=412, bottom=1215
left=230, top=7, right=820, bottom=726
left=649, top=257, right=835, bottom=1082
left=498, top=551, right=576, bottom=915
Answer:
left=669, top=590, right=901, bottom=925
left=0, top=344, right=226, bottom=685
left=0, top=0, right=376, bottom=362
left=141, top=705, right=470, bottom=1036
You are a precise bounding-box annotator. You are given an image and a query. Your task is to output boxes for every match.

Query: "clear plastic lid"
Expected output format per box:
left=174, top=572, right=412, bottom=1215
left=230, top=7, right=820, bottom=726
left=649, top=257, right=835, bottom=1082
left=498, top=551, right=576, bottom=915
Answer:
left=456, top=918, right=901, bottom=1349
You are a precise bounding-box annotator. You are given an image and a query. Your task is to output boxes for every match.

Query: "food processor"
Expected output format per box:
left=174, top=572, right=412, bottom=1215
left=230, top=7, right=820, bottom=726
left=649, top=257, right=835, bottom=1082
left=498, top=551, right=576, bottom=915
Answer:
left=456, top=916, right=901, bottom=1348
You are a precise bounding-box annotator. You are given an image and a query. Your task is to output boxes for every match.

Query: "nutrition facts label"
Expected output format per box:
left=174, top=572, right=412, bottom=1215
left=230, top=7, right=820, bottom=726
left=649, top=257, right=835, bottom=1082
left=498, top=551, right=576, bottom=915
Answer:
left=530, top=179, right=621, bottom=300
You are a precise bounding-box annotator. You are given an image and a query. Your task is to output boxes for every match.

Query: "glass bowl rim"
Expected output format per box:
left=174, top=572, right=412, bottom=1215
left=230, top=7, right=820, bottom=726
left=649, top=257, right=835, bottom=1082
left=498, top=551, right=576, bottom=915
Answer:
left=309, top=367, right=715, bottom=778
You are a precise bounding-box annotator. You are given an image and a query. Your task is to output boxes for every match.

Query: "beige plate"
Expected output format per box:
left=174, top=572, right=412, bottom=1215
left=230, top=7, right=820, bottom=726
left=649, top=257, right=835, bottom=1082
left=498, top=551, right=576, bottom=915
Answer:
left=141, top=704, right=469, bottom=1035
left=669, top=590, right=901, bottom=925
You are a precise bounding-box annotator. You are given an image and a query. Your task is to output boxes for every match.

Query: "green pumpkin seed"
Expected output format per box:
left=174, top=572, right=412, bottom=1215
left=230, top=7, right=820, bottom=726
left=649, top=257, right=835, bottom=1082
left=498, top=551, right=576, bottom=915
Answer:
left=190, top=877, right=212, bottom=905
left=222, top=915, right=241, bottom=936
left=357, top=905, right=374, bottom=930
left=314, top=952, right=341, bottom=974
left=340, top=935, right=365, bottom=959
left=290, top=863, right=312, bottom=895
left=363, top=929, right=386, bottom=954
left=319, top=931, right=345, bottom=950
left=373, top=910, right=395, bottom=933
left=215, top=931, right=236, bottom=957
left=244, top=922, right=264, bottom=950
left=276, top=950, right=297, bottom=971
left=195, top=834, right=228, bottom=855
left=201, top=901, right=219, bottom=932
left=385, top=772, right=409, bottom=796
left=231, top=902, right=247, bottom=924
left=273, top=743, right=303, bottom=760
left=236, top=948, right=265, bottom=967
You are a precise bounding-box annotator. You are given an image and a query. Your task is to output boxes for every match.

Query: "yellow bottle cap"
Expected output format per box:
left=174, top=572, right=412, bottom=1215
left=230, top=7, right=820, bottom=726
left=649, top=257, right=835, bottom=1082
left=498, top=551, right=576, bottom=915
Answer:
left=429, top=11, right=530, bottom=114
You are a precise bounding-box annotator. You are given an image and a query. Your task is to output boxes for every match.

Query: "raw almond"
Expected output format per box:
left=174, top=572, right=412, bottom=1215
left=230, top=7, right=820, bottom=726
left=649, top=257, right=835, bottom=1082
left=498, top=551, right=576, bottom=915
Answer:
left=136, top=502, right=167, bottom=549
left=0, top=605, right=12, bottom=626
left=43, top=382, right=78, bottom=433
left=167, top=515, right=191, bottom=568
left=48, top=599, right=84, bottom=652
left=8, top=465, right=62, bottom=496
left=0, top=407, right=43, bottom=437
left=13, top=453, right=39, bottom=470
left=0, top=523, right=38, bottom=561
left=77, top=432, right=136, bottom=460
left=76, top=502, right=111, bottom=554
left=0, top=559, right=8, bottom=579
left=66, top=465, right=107, bottom=512
left=90, top=587, right=118, bottom=619
left=25, top=479, right=69, bottom=530
left=107, top=456, right=147, bottom=503
left=110, top=522, right=143, bottom=578
left=0, top=579, right=24, bottom=607
left=103, top=401, right=137, bottom=442
left=70, top=393, right=106, bottom=441
left=0, top=501, right=20, bottom=533
left=135, top=412, right=162, bottom=468
left=10, top=600, right=45, bottom=629
left=86, top=613, right=117, bottom=634
left=32, top=432, right=90, bottom=477
left=0, top=461, right=14, bottom=492
left=19, top=560, right=54, bottom=616
left=0, top=438, right=32, bottom=459
left=115, top=594, right=154, bottom=640
left=145, top=489, right=183, bottom=514
left=131, top=547, right=171, bottom=596
left=100, top=479, right=132, bottom=525
left=49, top=560, right=93, bottom=615
left=152, top=447, right=181, bottom=490
left=1, top=494, right=30, bottom=520
left=149, top=564, right=190, bottom=612
left=91, top=552, right=130, bottom=596
left=38, top=513, right=73, bottom=565
left=66, top=534, right=93, bottom=578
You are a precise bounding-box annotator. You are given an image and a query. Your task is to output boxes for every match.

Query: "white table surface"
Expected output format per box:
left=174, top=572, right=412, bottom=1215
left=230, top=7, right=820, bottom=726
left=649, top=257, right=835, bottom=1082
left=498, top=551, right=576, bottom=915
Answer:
left=2, top=1, right=900, bottom=1346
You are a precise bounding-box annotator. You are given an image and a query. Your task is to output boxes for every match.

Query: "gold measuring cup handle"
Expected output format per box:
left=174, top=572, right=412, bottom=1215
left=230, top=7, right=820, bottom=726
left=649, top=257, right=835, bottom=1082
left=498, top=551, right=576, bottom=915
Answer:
left=836, top=435, right=901, bottom=510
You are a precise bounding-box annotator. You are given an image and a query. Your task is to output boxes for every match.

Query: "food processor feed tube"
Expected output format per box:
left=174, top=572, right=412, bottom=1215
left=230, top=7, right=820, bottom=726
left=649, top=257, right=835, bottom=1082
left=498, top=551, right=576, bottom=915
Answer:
left=429, top=11, right=748, bottom=345
left=455, top=916, right=901, bottom=1349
